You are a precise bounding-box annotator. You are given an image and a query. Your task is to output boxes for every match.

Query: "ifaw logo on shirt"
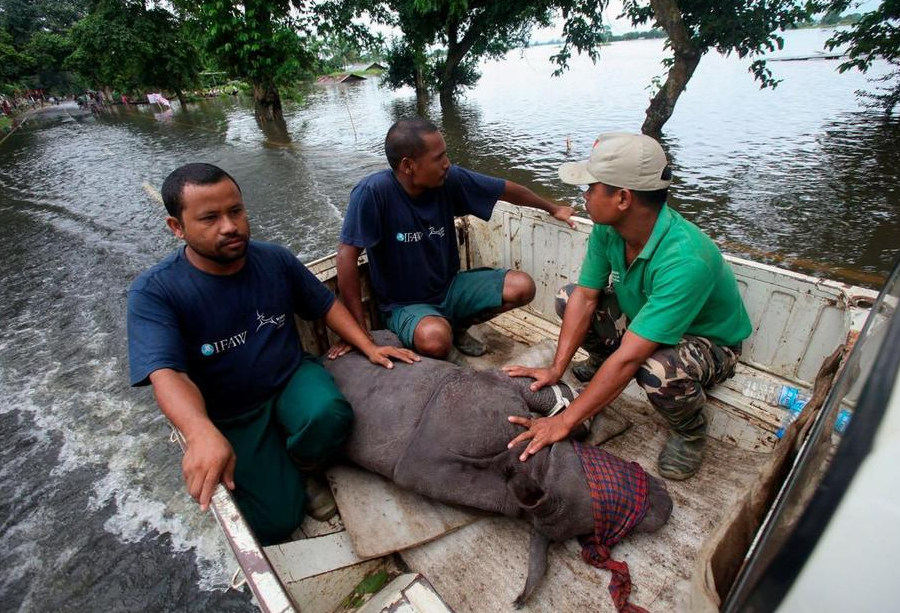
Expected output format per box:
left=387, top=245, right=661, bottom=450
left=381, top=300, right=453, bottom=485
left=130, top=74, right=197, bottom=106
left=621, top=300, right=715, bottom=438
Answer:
left=610, top=270, right=621, bottom=283
left=200, top=330, right=248, bottom=357
left=396, top=231, right=423, bottom=243
left=395, top=227, right=445, bottom=243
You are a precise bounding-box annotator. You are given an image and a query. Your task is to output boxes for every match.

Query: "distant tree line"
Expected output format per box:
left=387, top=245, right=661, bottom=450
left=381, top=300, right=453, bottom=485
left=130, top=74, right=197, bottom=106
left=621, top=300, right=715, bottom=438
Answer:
left=1, top=0, right=896, bottom=130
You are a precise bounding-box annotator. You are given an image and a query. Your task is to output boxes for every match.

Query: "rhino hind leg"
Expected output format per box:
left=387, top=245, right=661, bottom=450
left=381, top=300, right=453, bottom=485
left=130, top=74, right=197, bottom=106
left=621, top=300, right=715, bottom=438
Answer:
left=633, top=475, right=674, bottom=533
left=506, top=471, right=555, bottom=517
left=514, top=530, right=550, bottom=608
left=505, top=472, right=554, bottom=607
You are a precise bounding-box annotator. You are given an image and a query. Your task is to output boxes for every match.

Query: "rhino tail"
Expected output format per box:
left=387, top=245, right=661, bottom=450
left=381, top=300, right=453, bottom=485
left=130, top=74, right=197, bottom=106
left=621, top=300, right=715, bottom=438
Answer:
left=514, top=529, right=550, bottom=609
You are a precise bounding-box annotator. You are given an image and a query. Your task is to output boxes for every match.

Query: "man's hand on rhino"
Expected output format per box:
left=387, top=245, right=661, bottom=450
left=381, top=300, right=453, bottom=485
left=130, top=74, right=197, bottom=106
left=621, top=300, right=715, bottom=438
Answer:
left=507, top=413, right=571, bottom=461
left=365, top=345, right=420, bottom=369
left=326, top=340, right=354, bottom=360
left=502, top=365, right=561, bottom=391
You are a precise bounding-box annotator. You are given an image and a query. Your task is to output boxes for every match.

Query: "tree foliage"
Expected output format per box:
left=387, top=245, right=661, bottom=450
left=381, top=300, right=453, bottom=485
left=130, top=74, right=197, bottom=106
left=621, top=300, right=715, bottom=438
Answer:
left=175, top=0, right=318, bottom=119
left=0, top=0, right=87, bottom=45
left=821, top=0, right=900, bottom=114
left=618, top=0, right=814, bottom=136
left=0, top=28, right=34, bottom=82
left=0, top=0, right=86, bottom=93
left=345, top=0, right=607, bottom=104
left=625, top=0, right=812, bottom=88
left=66, top=0, right=198, bottom=98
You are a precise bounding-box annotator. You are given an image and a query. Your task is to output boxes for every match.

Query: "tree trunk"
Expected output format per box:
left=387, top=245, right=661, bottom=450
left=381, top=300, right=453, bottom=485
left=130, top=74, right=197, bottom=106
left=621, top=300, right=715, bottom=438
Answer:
left=175, top=88, right=187, bottom=109
left=641, top=52, right=700, bottom=137
left=438, top=17, right=485, bottom=107
left=252, top=81, right=283, bottom=122
left=411, top=39, right=429, bottom=109
left=642, top=0, right=701, bottom=138
left=414, top=64, right=428, bottom=108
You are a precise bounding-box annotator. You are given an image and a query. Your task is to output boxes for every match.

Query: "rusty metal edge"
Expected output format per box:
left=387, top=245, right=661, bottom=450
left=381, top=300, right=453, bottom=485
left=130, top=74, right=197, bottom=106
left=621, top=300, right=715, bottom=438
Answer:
left=171, top=427, right=298, bottom=613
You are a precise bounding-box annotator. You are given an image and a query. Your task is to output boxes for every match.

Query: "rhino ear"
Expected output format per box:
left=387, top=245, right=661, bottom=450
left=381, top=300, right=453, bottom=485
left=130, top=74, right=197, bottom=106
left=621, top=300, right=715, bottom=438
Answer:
left=507, top=472, right=555, bottom=518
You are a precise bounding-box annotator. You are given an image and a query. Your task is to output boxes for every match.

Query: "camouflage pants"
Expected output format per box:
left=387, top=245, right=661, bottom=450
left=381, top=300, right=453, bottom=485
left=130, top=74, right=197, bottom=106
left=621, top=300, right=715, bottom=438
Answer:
left=555, top=284, right=741, bottom=435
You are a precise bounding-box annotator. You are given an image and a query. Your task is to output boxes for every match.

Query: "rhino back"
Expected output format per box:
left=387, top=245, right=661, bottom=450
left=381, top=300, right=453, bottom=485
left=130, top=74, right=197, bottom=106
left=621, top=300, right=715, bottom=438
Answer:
left=324, top=349, right=458, bottom=477
left=392, top=369, right=537, bottom=516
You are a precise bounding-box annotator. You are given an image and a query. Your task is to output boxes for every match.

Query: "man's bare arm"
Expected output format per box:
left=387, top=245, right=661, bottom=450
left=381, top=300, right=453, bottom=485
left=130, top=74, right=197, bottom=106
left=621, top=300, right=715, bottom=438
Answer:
left=149, top=368, right=236, bottom=511
left=336, top=243, right=366, bottom=326
left=503, top=284, right=600, bottom=390
left=501, top=180, right=576, bottom=228
left=329, top=243, right=368, bottom=359
left=323, top=300, right=419, bottom=368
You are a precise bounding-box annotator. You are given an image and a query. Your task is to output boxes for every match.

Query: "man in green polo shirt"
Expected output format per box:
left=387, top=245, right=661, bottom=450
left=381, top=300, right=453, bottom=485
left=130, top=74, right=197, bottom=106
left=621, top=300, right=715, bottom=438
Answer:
left=504, top=132, right=752, bottom=480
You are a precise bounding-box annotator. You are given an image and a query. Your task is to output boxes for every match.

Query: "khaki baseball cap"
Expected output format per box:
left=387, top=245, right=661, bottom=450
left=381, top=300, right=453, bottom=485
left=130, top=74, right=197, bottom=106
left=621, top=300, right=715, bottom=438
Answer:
left=558, top=132, right=671, bottom=190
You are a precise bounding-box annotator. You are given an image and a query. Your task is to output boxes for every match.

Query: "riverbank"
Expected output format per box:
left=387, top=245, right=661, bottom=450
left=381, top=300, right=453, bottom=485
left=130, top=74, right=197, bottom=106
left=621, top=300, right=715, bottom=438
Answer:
left=0, top=105, right=42, bottom=143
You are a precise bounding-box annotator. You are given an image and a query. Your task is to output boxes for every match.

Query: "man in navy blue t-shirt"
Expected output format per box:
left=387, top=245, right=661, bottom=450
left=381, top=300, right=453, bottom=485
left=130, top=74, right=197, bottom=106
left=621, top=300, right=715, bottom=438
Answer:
left=127, top=163, right=417, bottom=545
left=334, top=118, right=576, bottom=361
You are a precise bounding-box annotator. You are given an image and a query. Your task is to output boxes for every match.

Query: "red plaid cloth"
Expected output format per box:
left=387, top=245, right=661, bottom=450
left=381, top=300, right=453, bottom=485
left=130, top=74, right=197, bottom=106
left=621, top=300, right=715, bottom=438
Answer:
left=573, top=441, right=651, bottom=613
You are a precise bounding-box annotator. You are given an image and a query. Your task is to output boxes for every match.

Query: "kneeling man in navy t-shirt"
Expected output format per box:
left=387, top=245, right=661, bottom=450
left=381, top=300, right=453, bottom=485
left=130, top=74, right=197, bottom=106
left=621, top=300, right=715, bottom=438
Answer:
left=127, top=163, right=417, bottom=545
left=334, top=118, right=576, bottom=361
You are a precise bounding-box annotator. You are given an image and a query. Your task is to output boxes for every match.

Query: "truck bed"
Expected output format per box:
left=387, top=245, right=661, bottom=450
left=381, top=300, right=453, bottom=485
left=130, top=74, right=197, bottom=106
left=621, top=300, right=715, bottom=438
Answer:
left=239, top=204, right=876, bottom=613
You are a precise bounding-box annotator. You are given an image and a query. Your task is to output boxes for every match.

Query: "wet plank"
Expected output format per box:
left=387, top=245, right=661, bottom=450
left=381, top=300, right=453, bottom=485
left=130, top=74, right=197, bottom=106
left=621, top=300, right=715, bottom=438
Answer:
left=326, top=464, right=482, bottom=560
left=265, top=531, right=384, bottom=613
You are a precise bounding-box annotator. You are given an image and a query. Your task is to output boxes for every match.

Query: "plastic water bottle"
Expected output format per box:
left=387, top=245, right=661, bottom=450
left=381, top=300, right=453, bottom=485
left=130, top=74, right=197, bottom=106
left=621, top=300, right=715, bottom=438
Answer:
left=834, top=408, right=852, bottom=435
left=742, top=379, right=808, bottom=409
left=775, top=397, right=808, bottom=439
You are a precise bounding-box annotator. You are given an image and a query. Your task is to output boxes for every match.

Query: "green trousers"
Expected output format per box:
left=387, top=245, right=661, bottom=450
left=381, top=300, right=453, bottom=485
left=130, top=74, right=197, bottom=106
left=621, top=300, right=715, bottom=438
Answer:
left=213, top=357, right=353, bottom=545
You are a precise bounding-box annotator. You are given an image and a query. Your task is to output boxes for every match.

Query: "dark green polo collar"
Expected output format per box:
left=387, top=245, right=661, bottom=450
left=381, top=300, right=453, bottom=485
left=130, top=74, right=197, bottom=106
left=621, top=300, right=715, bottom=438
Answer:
left=633, top=203, right=673, bottom=263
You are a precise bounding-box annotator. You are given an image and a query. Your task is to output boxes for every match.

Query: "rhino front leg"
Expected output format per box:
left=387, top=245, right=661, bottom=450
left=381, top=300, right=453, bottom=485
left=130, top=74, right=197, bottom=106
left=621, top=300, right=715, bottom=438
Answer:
left=514, top=529, right=550, bottom=609
left=500, top=372, right=577, bottom=417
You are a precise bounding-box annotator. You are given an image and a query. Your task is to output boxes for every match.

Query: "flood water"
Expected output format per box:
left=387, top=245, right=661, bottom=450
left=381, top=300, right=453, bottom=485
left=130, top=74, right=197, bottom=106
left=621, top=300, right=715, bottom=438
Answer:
left=0, top=27, right=897, bottom=612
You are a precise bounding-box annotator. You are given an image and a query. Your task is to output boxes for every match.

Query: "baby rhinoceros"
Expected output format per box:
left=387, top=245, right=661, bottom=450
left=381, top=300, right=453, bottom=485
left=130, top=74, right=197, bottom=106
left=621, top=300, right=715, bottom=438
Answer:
left=324, top=331, right=672, bottom=607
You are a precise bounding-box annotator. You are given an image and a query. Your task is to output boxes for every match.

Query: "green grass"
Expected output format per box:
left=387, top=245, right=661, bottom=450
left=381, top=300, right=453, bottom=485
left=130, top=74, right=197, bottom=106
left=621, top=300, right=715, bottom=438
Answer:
left=0, top=115, right=12, bottom=132
left=323, top=68, right=385, bottom=78
left=341, top=569, right=390, bottom=609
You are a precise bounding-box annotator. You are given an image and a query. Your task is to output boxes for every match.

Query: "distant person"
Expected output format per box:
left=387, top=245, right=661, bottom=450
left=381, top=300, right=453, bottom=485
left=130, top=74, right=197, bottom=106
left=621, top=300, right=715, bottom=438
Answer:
left=504, top=133, right=752, bottom=480
left=127, top=163, right=418, bottom=545
left=334, top=118, right=576, bottom=361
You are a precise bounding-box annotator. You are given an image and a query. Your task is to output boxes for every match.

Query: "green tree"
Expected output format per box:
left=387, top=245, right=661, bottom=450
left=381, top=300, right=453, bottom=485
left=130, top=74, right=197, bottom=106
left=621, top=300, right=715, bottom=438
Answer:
left=0, top=28, right=33, bottom=84
left=133, top=7, right=200, bottom=106
left=0, top=0, right=87, bottom=94
left=179, top=0, right=316, bottom=121
left=67, top=0, right=199, bottom=102
left=822, top=0, right=900, bottom=115
left=312, top=32, right=385, bottom=74
left=0, top=0, right=87, bottom=45
left=347, top=0, right=607, bottom=106
left=24, top=31, right=81, bottom=94
left=621, top=0, right=814, bottom=137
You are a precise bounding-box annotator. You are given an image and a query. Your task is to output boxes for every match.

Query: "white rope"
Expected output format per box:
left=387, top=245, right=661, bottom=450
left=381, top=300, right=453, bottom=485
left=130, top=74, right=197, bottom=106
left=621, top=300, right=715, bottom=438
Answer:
left=548, top=384, right=574, bottom=417
left=230, top=567, right=247, bottom=591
